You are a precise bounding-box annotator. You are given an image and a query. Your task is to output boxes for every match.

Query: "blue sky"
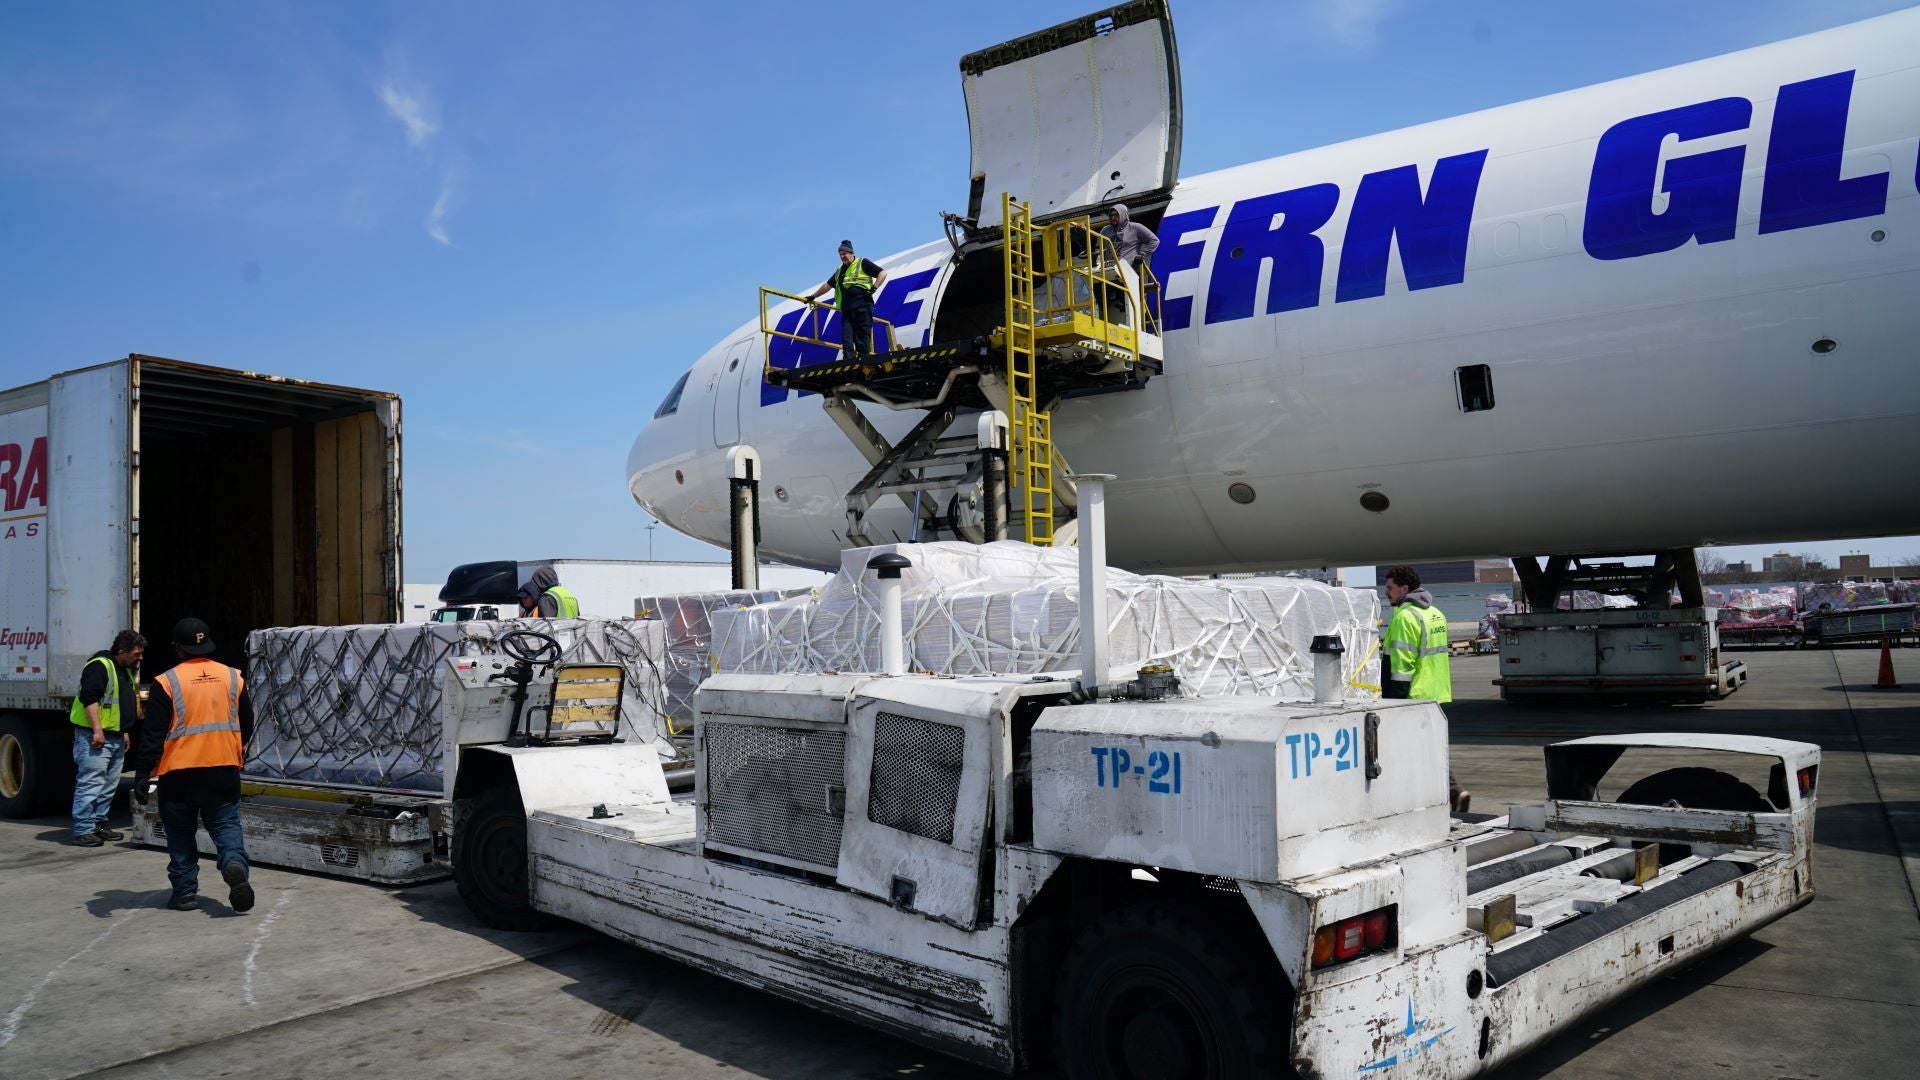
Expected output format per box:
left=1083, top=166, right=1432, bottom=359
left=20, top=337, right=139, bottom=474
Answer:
left=2, top=0, right=1915, bottom=583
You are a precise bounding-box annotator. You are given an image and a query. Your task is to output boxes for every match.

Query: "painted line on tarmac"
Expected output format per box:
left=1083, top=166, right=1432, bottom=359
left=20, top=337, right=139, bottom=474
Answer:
left=55, top=933, right=590, bottom=1080
left=0, top=906, right=150, bottom=1049
left=241, top=891, right=292, bottom=1006
left=1829, top=648, right=1920, bottom=920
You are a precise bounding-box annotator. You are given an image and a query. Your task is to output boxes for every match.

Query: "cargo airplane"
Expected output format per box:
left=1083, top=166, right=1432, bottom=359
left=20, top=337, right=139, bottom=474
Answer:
left=625, top=4, right=1920, bottom=578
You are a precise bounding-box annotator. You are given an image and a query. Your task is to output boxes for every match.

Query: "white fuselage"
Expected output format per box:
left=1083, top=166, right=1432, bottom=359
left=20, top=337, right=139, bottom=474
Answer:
left=628, top=12, right=1920, bottom=572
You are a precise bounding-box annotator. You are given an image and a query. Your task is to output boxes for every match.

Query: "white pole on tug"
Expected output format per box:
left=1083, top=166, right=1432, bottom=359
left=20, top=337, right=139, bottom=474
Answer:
left=1075, top=474, right=1115, bottom=699
left=727, top=444, right=762, bottom=591
left=867, top=552, right=912, bottom=676
left=1311, top=635, right=1346, bottom=704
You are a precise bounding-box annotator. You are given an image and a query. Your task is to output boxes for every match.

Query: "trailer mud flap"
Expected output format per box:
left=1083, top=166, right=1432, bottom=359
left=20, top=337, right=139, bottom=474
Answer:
left=1485, top=859, right=1744, bottom=987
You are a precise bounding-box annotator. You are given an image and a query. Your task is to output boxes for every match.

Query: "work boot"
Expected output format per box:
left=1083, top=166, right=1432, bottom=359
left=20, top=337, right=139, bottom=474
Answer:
left=1455, top=790, right=1472, bottom=813
left=167, top=893, right=201, bottom=911
left=70, top=831, right=104, bottom=847
left=222, top=861, right=255, bottom=913
left=91, top=825, right=125, bottom=842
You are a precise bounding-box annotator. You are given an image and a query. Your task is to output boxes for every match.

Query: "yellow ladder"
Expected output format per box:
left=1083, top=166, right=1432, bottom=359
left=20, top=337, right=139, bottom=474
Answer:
left=1002, top=194, right=1053, bottom=546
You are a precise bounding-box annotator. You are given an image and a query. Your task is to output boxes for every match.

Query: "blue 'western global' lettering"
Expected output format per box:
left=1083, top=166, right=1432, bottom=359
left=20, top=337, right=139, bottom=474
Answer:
left=1585, top=68, right=1886, bottom=257
left=758, top=70, right=1891, bottom=405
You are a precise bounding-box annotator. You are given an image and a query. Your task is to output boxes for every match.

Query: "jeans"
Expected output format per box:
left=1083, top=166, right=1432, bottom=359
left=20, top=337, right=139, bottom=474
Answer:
left=158, top=796, right=249, bottom=901
left=71, top=728, right=125, bottom=838
left=841, top=291, right=874, bottom=360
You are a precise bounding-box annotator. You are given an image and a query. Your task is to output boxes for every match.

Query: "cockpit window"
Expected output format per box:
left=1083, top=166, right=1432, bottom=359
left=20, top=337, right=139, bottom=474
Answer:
left=653, top=371, right=691, bottom=419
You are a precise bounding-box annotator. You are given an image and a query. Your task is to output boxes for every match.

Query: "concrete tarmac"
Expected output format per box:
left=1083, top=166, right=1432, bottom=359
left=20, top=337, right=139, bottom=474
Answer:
left=0, top=647, right=1913, bottom=1079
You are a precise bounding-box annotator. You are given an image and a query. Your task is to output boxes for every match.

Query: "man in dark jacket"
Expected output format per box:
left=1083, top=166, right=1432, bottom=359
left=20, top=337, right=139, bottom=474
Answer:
left=517, top=565, right=579, bottom=618
left=69, top=630, right=144, bottom=846
left=134, top=618, right=256, bottom=912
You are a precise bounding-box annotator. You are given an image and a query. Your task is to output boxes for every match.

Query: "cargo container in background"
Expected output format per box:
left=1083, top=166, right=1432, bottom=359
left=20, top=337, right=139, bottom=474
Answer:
left=0, top=355, right=401, bottom=816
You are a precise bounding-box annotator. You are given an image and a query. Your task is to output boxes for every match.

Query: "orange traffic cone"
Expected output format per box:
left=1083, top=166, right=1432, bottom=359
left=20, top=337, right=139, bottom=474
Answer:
left=1873, top=635, right=1900, bottom=690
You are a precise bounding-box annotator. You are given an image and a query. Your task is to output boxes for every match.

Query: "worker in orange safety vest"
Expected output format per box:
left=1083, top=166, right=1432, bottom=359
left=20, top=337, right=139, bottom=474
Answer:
left=133, top=617, right=256, bottom=913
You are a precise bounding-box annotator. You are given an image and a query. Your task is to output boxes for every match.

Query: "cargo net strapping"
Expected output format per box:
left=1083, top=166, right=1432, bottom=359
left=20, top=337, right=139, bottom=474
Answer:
left=634, top=587, right=817, bottom=734
left=709, top=542, right=1381, bottom=699
left=245, top=618, right=670, bottom=795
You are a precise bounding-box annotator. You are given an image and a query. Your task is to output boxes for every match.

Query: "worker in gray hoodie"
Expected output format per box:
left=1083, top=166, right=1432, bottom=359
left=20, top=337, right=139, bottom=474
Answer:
left=1098, top=204, right=1160, bottom=325
left=1100, top=204, right=1159, bottom=274
left=517, top=566, right=580, bottom=619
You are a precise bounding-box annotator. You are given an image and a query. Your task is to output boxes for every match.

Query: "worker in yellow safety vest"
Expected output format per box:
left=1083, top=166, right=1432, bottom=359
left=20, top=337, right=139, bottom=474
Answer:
left=1382, top=566, right=1468, bottom=811
left=519, top=565, right=580, bottom=618
left=67, top=629, right=145, bottom=846
left=134, top=617, right=255, bottom=913
left=803, top=240, right=887, bottom=362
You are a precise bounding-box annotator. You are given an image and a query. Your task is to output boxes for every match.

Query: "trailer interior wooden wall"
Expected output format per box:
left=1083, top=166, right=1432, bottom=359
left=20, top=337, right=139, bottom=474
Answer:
left=132, top=357, right=399, bottom=675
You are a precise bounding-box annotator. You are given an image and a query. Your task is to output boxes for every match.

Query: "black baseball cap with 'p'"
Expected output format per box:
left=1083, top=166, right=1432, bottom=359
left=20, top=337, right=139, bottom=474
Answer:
left=172, top=617, right=217, bottom=656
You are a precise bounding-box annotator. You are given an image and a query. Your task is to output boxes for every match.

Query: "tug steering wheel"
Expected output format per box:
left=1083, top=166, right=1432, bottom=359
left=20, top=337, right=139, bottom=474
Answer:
left=499, top=628, right=561, bottom=667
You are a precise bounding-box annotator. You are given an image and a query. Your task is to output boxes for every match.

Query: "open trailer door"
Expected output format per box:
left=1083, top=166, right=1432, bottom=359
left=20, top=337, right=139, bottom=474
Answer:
left=961, top=0, right=1182, bottom=230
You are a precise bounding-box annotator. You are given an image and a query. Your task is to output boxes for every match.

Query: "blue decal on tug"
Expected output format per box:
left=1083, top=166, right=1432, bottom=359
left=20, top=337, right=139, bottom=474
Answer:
left=1357, top=998, right=1455, bottom=1072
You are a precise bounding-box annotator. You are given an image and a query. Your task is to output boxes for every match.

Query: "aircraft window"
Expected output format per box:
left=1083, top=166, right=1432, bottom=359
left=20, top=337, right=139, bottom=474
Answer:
left=654, top=371, right=691, bottom=418
left=1456, top=365, right=1495, bottom=412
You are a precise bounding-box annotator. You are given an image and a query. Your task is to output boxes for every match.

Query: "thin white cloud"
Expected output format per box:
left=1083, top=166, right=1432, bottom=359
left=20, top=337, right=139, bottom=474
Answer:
left=1312, top=0, right=1412, bottom=48
left=377, top=80, right=438, bottom=148
left=426, top=169, right=456, bottom=245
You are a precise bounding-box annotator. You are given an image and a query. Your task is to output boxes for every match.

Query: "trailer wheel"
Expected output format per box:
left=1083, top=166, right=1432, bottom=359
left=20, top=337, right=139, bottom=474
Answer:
left=1053, top=902, right=1287, bottom=1080
left=453, top=785, right=554, bottom=931
left=1616, top=767, right=1774, bottom=812
left=0, top=714, right=72, bottom=819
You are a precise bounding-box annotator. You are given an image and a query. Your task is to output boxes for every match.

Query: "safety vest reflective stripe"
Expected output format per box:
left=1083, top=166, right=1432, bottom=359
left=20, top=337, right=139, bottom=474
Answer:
left=838, top=260, right=874, bottom=294
left=155, top=662, right=245, bottom=776
left=68, top=656, right=124, bottom=731
left=1388, top=640, right=1418, bottom=652
left=833, top=260, right=875, bottom=310
left=544, top=585, right=580, bottom=618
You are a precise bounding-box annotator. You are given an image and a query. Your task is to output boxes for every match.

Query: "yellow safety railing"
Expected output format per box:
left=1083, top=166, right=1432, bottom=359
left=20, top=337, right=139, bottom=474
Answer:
left=758, top=286, right=897, bottom=357
left=1032, top=215, right=1144, bottom=365
left=1003, top=194, right=1054, bottom=547
left=1139, top=263, right=1163, bottom=337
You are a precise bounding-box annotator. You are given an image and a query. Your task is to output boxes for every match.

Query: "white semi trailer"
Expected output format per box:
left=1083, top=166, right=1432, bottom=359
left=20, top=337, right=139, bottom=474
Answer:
left=450, top=594, right=1818, bottom=1076
left=0, top=355, right=401, bottom=818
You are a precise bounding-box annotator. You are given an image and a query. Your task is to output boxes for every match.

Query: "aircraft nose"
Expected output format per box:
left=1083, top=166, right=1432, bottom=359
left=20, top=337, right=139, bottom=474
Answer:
left=628, top=370, right=694, bottom=519
left=626, top=417, right=673, bottom=518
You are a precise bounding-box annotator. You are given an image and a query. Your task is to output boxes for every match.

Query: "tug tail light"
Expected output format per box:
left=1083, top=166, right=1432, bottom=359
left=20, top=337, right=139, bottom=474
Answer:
left=1312, top=905, right=1398, bottom=970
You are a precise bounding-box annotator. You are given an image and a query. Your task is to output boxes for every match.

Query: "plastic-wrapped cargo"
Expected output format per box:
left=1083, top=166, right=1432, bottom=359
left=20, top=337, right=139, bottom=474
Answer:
left=634, top=587, right=816, bottom=733
left=244, top=618, right=669, bottom=795
left=1802, top=581, right=1889, bottom=613
left=1717, top=586, right=1800, bottom=630
left=711, top=542, right=1380, bottom=700
left=1554, top=590, right=1639, bottom=610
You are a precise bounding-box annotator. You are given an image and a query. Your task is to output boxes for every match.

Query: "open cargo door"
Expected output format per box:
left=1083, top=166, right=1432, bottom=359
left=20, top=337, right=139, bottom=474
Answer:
left=961, top=0, right=1181, bottom=229
left=46, top=364, right=133, bottom=695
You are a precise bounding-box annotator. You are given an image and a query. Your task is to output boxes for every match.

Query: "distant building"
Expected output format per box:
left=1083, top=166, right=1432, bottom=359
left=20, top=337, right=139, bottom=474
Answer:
left=1375, top=560, right=1510, bottom=586
left=1726, top=561, right=1752, bottom=574
left=1762, top=551, right=1804, bottom=574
